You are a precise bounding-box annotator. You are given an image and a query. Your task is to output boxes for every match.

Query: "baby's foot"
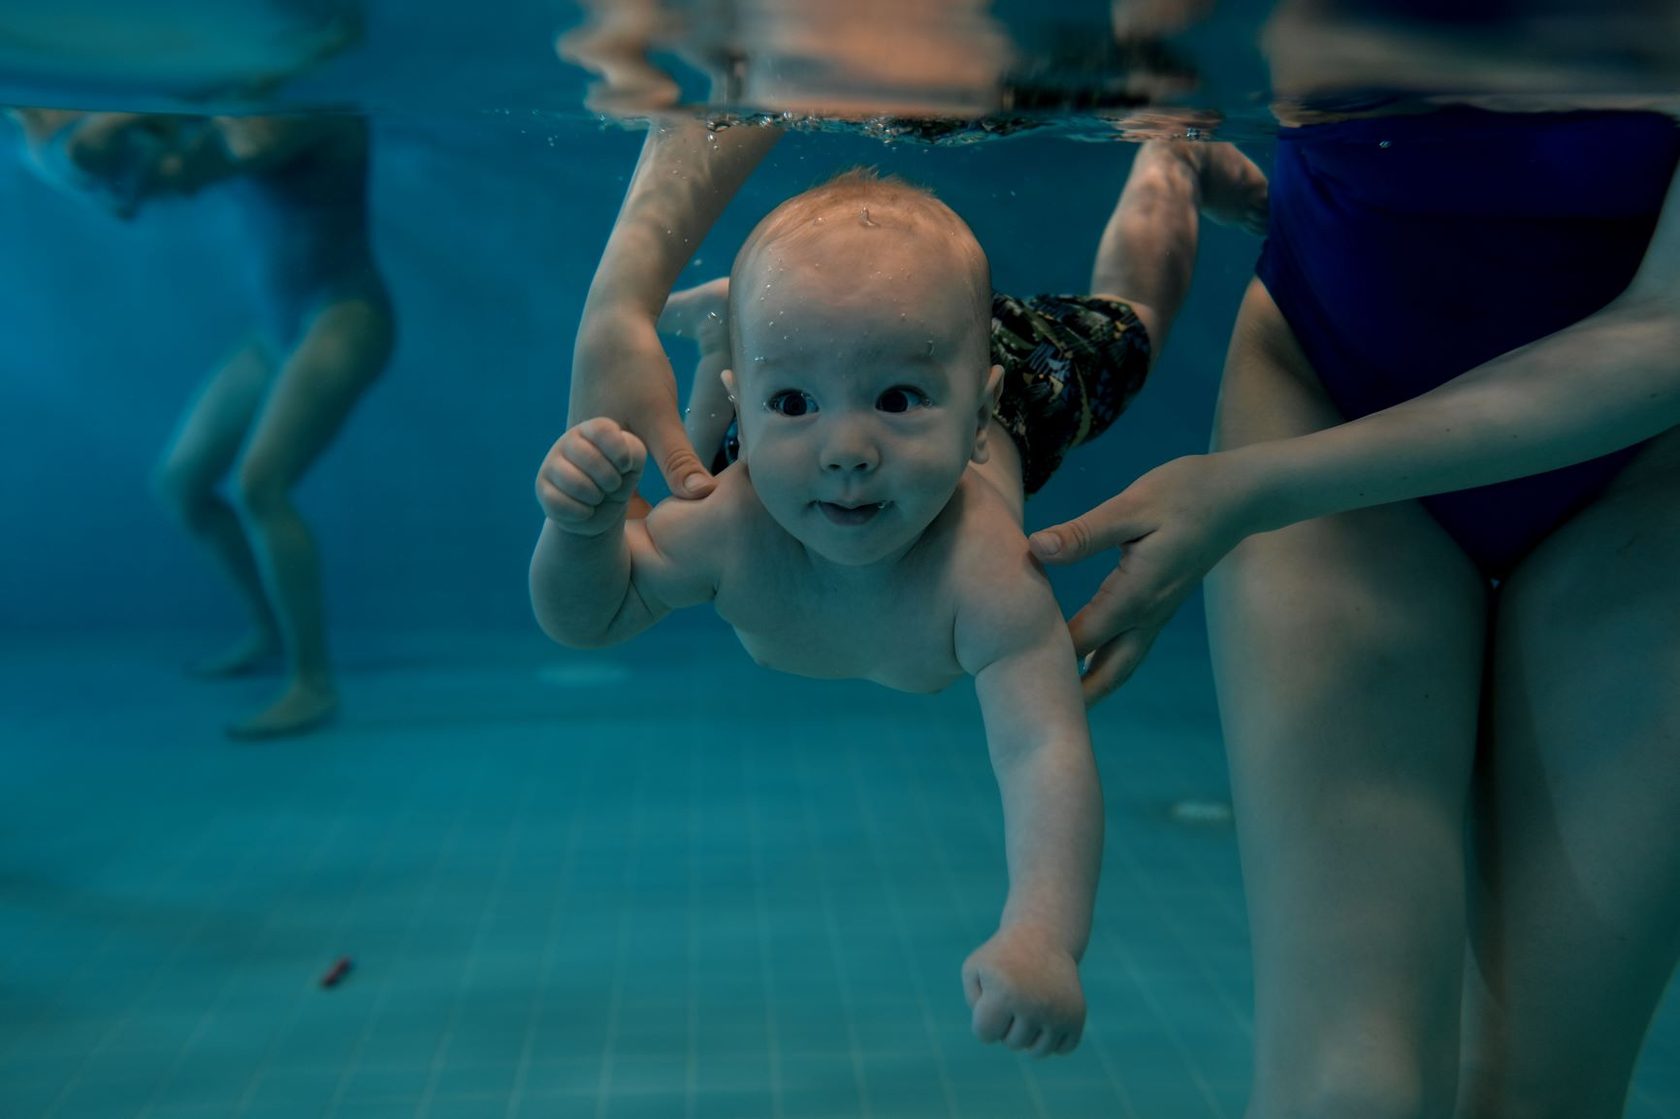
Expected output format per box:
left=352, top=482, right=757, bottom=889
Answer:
left=658, top=277, right=730, bottom=345
left=188, top=630, right=282, bottom=678
left=225, top=679, right=337, bottom=740
left=1194, top=142, right=1268, bottom=236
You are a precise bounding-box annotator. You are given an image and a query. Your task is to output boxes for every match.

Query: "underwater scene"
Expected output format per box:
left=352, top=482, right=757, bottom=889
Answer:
left=3, top=1, right=1680, bottom=1116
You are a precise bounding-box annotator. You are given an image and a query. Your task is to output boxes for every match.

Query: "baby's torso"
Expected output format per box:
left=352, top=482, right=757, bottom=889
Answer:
left=712, top=473, right=1024, bottom=694
left=720, top=566, right=965, bottom=693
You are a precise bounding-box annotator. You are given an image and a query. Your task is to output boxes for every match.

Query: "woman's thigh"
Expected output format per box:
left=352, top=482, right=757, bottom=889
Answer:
left=1460, top=424, right=1680, bottom=1118
left=236, top=294, right=393, bottom=507
left=1207, top=281, right=1490, bottom=1117
left=153, top=338, right=272, bottom=499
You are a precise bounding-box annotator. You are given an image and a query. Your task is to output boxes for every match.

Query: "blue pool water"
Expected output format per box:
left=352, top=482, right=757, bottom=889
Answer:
left=0, top=625, right=1256, bottom=1118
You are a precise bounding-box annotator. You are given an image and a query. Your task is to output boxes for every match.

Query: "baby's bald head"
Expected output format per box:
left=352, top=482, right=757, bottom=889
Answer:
left=728, top=168, right=992, bottom=366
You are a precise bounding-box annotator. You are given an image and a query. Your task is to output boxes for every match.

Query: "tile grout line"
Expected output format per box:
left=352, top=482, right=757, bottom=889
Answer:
left=414, top=776, right=539, bottom=1117
left=503, top=763, right=590, bottom=1119
left=794, top=731, right=873, bottom=1119
left=842, top=732, right=963, bottom=1119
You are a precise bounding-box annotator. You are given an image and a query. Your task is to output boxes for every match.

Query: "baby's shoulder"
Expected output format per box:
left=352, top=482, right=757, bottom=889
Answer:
left=943, top=481, right=1062, bottom=672
left=704, top=462, right=785, bottom=543
left=944, top=475, right=1034, bottom=583
left=686, top=464, right=802, bottom=578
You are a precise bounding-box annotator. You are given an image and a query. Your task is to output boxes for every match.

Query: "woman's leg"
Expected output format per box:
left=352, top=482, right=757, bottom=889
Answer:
left=1206, top=281, right=1491, bottom=1119
left=1458, top=426, right=1680, bottom=1119
left=229, top=292, right=393, bottom=738
left=151, top=337, right=280, bottom=675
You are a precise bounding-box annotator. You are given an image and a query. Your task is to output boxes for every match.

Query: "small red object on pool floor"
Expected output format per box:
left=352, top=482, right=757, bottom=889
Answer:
left=319, top=956, right=353, bottom=988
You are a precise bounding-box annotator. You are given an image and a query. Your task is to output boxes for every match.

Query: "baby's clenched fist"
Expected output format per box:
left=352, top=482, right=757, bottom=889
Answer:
left=536, top=417, right=647, bottom=536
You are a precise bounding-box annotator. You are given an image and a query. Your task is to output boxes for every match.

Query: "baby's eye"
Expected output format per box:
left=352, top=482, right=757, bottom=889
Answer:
left=766, top=390, right=816, bottom=417
left=876, top=386, right=931, bottom=413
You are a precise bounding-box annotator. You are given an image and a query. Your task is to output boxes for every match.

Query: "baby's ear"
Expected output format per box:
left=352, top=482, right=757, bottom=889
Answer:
left=721, top=368, right=739, bottom=404
left=970, top=364, right=1005, bottom=464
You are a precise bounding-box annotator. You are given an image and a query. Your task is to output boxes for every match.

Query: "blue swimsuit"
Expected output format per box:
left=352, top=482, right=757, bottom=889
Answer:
left=1255, top=106, right=1680, bottom=578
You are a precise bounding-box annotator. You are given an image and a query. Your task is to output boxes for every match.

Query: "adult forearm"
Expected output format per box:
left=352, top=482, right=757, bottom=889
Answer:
left=583, top=117, right=781, bottom=322
left=994, top=743, right=1104, bottom=962
left=1233, top=294, right=1680, bottom=536
left=529, top=520, right=636, bottom=648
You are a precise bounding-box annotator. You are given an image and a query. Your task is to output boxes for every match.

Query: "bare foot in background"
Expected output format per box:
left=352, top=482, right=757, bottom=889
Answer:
left=660, top=277, right=734, bottom=472
left=657, top=275, right=729, bottom=345
left=226, top=677, right=337, bottom=740
left=188, top=629, right=282, bottom=678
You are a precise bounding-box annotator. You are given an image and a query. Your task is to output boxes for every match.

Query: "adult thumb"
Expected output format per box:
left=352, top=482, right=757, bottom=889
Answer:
left=648, top=411, right=715, bottom=499
left=1029, top=495, right=1148, bottom=564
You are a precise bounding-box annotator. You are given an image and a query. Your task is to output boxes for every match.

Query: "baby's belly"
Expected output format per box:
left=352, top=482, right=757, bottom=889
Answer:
left=733, top=631, right=964, bottom=695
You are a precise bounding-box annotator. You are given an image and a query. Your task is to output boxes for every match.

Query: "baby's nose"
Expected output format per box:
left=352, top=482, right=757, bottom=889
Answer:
left=821, top=427, right=879, bottom=473
left=823, top=451, right=876, bottom=473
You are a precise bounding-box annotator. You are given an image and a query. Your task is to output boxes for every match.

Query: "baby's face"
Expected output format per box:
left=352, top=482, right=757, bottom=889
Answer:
left=728, top=222, right=994, bottom=568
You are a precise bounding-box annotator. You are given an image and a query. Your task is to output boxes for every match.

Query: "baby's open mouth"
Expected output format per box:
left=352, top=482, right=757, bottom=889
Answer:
left=816, top=500, right=887, bottom=526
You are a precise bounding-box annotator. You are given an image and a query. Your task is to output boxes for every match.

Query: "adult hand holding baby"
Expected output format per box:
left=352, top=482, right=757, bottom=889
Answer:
left=1029, top=451, right=1260, bottom=704
left=570, top=307, right=714, bottom=502
left=568, top=117, right=781, bottom=504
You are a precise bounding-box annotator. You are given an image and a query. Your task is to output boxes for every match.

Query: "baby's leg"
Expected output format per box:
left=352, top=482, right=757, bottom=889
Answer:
left=152, top=338, right=281, bottom=675
left=227, top=292, right=393, bottom=739
left=1191, top=141, right=1268, bottom=235
left=1089, top=140, right=1266, bottom=354
left=659, top=277, right=734, bottom=468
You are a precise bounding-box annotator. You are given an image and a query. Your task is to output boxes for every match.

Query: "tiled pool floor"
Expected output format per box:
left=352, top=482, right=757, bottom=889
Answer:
left=1, top=625, right=1675, bottom=1118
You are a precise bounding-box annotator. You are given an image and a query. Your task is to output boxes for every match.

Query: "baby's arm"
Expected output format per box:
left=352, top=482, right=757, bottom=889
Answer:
left=529, top=417, right=720, bottom=648
left=956, top=559, right=1102, bottom=1057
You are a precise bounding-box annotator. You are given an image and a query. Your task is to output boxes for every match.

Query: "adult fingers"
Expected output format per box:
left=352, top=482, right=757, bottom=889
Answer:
left=1028, top=493, right=1152, bottom=566
left=646, top=406, right=715, bottom=499
left=1079, top=627, right=1160, bottom=707
left=1065, top=561, right=1149, bottom=659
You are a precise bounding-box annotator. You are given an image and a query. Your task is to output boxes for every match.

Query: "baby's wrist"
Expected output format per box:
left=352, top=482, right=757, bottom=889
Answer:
left=558, top=513, right=626, bottom=538
left=996, top=914, right=1082, bottom=961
